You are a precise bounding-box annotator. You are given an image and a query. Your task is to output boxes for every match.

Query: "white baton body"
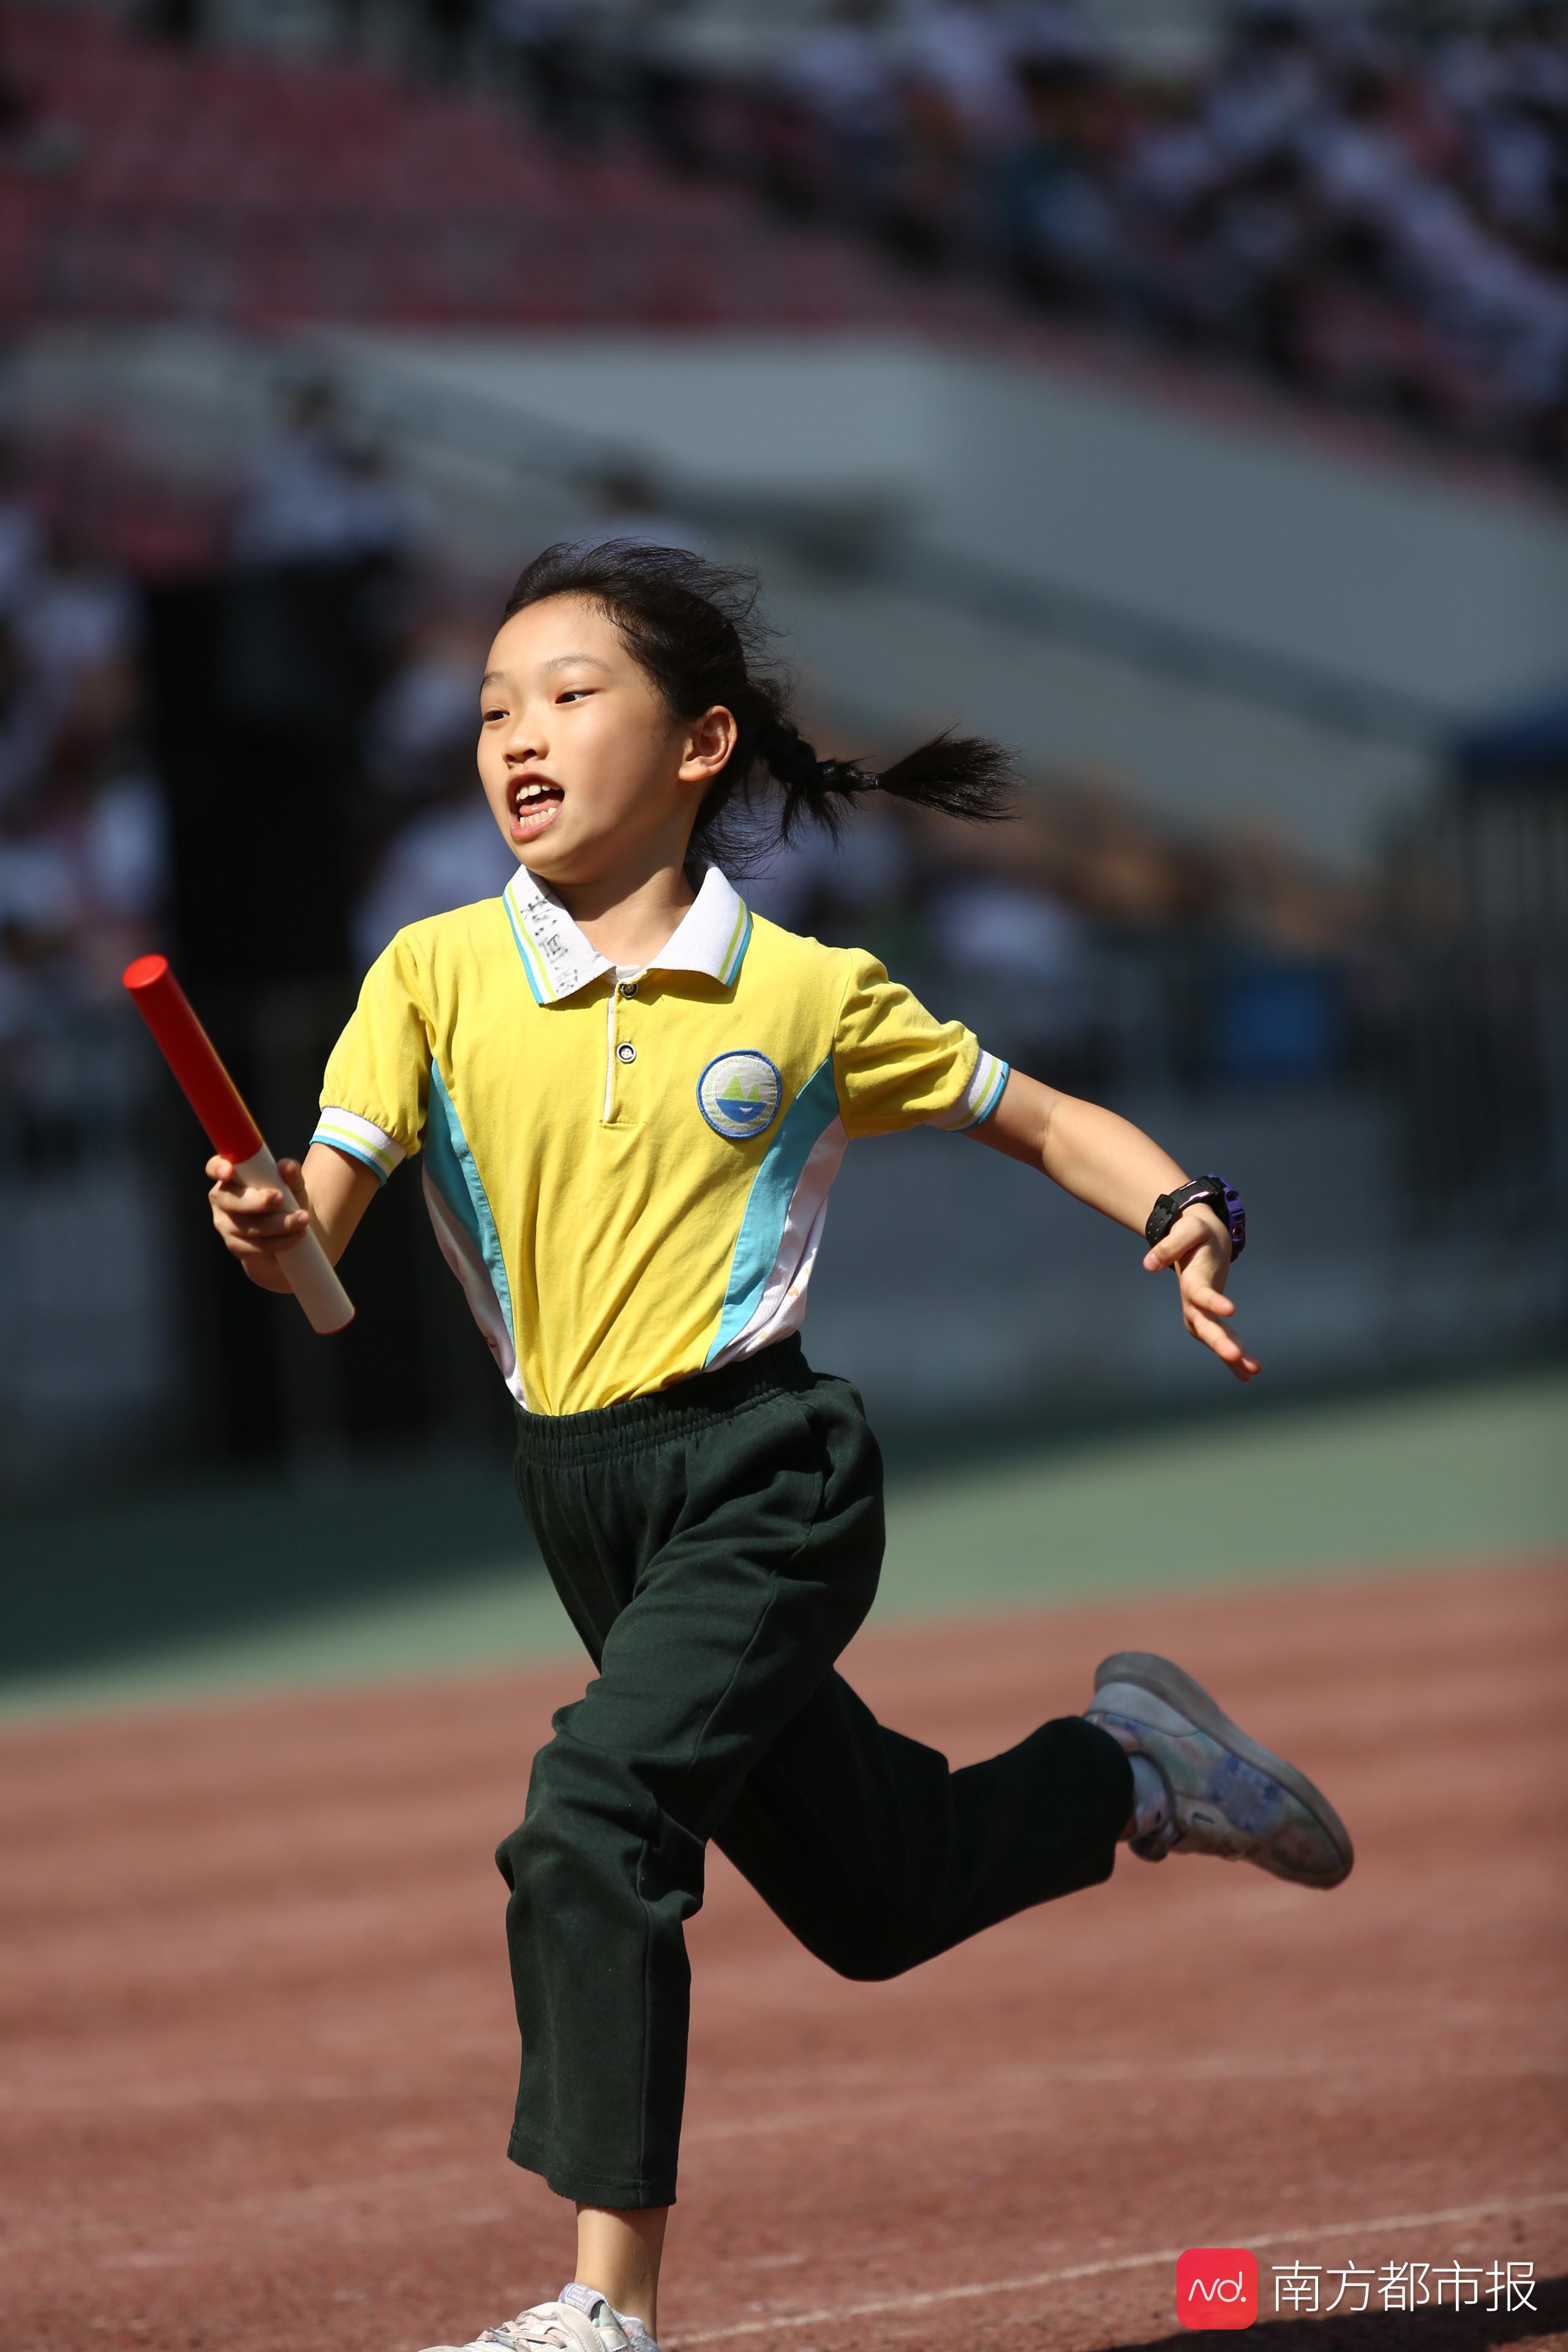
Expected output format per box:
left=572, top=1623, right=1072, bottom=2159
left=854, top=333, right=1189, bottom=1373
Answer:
left=235, top=1145, right=356, bottom=1335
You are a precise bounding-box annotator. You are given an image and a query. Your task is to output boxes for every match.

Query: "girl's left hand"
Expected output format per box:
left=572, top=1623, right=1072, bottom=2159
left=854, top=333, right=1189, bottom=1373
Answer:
left=1142, top=1209, right=1261, bottom=1382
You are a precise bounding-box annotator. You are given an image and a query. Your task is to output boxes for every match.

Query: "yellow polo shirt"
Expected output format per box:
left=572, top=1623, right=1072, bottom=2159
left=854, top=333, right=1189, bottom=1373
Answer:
left=314, top=864, right=1008, bottom=1415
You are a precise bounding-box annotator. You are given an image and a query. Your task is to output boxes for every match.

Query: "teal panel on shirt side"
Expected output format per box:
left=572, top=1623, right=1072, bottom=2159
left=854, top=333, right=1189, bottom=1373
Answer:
left=425, top=1065, right=517, bottom=1355
left=706, top=1055, right=840, bottom=1363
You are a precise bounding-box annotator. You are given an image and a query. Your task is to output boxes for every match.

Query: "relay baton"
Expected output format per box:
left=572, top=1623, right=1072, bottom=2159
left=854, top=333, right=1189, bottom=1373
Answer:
left=123, top=954, right=355, bottom=1335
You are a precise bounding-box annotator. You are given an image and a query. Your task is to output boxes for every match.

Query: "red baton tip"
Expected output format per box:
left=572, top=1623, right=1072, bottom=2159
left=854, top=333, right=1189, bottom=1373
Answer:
left=123, top=952, right=264, bottom=1164
left=122, top=952, right=171, bottom=992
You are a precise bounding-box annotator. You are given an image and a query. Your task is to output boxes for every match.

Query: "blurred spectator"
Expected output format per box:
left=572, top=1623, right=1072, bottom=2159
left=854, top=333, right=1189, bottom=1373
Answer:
left=622, top=0, right=708, bottom=175
left=777, top=0, right=900, bottom=222
left=1201, top=0, right=1324, bottom=178
left=880, top=0, right=1033, bottom=263
left=0, top=821, right=91, bottom=1167
left=0, top=729, right=169, bottom=1168
left=77, top=763, right=168, bottom=942
left=746, top=797, right=915, bottom=935
left=930, top=869, right=1086, bottom=986
left=363, top=611, right=483, bottom=803
left=0, top=760, right=168, bottom=1179
left=927, top=867, right=1092, bottom=1055
left=232, top=378, right=425, bottom=571
left=0, top=618, right=53, bottom=813
left=729, top=0, right=1568, bottom=466
left=0, top=799, right=80, bottom=988
left=17, top=521, right=138, bottom=726
left=352, top=604, right=515, bottom=968
left=998, top=53, right=1134, bottom=314
left=0, top=462, right=166, bottom=1008
left=488, top=0, right=597, bottom=145
left=0, top=444, right=42, bottom=616
left=353, top=784, right=514, bottom=972
left=900, top=0, right=1027, bottom=149
left=31, top=0, right=1555, bottom=475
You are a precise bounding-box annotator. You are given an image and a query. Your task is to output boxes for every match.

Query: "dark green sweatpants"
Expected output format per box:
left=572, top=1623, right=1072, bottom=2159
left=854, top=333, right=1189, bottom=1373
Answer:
left=496, top=1337, right=1133, bottom=2210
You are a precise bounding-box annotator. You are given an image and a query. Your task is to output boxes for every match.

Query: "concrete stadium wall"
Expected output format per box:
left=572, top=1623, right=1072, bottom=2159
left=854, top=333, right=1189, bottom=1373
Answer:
left=322, top=329, right=1568, bottom=722
left=27, top=323, right=1568, bottom=864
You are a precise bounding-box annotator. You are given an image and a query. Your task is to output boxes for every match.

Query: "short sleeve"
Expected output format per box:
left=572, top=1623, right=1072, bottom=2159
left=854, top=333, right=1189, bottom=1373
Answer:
left=832, top=954, right=1009, bottom=1140
left=312, top=933, right=432, bottom=1183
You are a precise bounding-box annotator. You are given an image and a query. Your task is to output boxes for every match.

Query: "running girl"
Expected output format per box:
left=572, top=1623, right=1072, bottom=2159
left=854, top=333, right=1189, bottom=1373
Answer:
left=208, top=543, right=1353, bottom=2352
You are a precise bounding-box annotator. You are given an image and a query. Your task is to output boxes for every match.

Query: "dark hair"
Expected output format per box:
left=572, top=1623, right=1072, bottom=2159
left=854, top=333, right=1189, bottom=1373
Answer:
left=502, top=540, right=1016, bottom=867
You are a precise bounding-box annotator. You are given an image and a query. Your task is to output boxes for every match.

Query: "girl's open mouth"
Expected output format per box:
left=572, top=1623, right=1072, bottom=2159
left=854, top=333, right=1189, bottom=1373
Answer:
left=510, top=778, right=564, bottom=839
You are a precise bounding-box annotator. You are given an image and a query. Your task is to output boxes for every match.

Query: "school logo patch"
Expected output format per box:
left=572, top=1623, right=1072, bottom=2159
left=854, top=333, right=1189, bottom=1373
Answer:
left=697, top=1050, right=782, bottom=1142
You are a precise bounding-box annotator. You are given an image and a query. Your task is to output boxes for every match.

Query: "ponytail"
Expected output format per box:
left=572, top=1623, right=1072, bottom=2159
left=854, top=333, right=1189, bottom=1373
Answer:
left=755, top=715, right=1016, bottom=842
left=503, top=540, right=1017, bottom=861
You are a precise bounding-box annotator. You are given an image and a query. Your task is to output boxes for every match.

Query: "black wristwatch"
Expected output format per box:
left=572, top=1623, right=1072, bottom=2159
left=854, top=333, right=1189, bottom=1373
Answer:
left=1145, top=1174, right=1246, bottom=1259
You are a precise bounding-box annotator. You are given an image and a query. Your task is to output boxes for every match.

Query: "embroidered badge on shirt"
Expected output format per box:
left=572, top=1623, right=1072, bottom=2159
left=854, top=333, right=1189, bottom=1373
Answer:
left=697, top=1050, right=782, bottom=1142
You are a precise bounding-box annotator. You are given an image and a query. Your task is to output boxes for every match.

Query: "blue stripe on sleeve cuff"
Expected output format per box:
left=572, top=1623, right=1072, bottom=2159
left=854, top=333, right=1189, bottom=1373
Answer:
left=311, top=1110, right=405, bottom=1184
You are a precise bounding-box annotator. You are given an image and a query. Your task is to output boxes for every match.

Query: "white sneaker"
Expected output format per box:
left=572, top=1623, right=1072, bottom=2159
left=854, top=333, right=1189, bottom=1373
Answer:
left=421, top=2282, right=653, bottom=2352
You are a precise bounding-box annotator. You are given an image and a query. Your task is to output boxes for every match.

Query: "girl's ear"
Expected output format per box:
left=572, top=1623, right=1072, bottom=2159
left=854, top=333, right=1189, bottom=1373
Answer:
left=678, top=704, right=737, bottom=783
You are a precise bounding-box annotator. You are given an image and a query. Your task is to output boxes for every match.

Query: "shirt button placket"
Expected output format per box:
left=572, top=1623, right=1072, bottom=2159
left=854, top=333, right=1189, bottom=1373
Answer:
left=603, top=983, right=618, bottom=1124
left=604, top=973, right=642, bottom=1125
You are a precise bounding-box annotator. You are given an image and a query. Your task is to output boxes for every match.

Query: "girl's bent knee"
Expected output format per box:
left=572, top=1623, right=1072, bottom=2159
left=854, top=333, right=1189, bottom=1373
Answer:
left=494, top=1777, right=586, bottom=1895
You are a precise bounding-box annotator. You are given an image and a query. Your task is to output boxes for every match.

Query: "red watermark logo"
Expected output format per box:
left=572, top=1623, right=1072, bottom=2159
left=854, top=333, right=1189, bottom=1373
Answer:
left=1177, top=2249, right=1260, bottom=2329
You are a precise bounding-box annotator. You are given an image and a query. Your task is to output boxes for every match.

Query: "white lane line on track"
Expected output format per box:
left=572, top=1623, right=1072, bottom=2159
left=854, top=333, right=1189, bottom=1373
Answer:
left=668, top=2189, right=1568, bottom=2345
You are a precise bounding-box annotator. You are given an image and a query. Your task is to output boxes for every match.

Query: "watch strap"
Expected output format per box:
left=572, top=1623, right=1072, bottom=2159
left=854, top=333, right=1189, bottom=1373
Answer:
left=1145, top=1173, right=1246, bottom=1259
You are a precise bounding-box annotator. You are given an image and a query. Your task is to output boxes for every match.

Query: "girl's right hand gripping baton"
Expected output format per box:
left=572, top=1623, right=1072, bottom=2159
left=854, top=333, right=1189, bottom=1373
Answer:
left=123, top=954, right=355, bottom=1336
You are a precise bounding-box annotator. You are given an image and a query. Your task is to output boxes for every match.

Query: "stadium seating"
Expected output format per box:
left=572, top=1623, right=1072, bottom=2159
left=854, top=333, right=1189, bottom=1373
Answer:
left=0, top=6, right=996, bottom=333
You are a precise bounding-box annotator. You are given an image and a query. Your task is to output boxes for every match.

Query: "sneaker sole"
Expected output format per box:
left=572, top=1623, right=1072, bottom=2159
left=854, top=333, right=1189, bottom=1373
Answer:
left=1093, top=1649, right=1355, bottom=1887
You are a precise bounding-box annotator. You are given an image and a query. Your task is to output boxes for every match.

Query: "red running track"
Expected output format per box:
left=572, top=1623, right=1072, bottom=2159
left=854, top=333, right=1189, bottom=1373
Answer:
left=3, top=1561, right=1566, bottom=2351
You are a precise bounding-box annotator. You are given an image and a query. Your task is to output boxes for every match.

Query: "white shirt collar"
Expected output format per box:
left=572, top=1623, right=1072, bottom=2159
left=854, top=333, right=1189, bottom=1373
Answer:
left=501, top=863, right=753, bottom=1006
